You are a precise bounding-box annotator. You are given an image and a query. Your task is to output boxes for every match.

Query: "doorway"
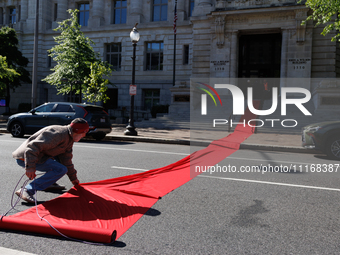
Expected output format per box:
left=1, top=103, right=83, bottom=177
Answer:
left=238, top=33, right=282, bottom=98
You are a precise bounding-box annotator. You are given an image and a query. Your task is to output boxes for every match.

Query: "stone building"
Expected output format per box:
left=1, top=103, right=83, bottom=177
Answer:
left=0, top=0, right=339, bottom=118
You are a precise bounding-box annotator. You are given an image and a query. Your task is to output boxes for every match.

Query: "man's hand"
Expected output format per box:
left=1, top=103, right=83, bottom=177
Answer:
left=71, top=179, right=80, bottom=186
left=26, top=170, right=36, bottom=180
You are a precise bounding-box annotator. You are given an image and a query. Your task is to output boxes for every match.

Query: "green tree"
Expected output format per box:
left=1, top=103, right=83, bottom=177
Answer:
left=43, top=9, right=112, bottom=103
left=0, top=26, right=31, bottom=111
left=83, top=62, right=111, bottom=103
left=303, top=0, right=340, bottom=41
left=0, top=56, right=20, bottom=80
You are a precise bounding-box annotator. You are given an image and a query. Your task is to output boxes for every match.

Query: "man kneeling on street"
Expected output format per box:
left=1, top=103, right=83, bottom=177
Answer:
left=12, top=118, right=89, bottom=203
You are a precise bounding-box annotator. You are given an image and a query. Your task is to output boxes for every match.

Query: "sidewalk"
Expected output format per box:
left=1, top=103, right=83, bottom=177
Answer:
left=106, top=125, right=316, bottom=154
left=0, top=121, right=319, bottom=155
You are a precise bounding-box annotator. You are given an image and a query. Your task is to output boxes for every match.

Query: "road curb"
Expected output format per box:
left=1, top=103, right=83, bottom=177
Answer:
left=239, top=143, right=321, bottom=154
left=103, top=134, right=321, bottom=155
left=104, top=134, right=191, bottom=145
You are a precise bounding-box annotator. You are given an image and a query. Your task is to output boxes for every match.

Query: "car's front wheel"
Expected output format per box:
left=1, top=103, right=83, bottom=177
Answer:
left=325, top=136, right=340, bottom=160
left=10, top=122, right=24, bottom=138
left=92, top=133, right=106, bottom=141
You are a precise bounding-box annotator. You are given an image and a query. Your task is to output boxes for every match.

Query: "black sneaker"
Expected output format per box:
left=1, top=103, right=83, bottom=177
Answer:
left=43, top=183, right=66, bottom=191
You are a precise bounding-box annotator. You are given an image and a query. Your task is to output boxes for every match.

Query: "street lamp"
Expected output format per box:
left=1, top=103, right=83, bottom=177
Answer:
left=124, top=23, right=140, bottom=136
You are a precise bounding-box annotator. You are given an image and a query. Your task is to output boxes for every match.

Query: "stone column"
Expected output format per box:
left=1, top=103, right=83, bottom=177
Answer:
left=129, top=0, right=142, bottom=25
left=193, top=0, right=214, bottom=16
left=230, top=31, right=238, bottom=80
left=216, top=0, right=227, bottom=8
left=25, top=0, right=38, bottom=31
left=176, top=0, right=185, bottom=21
left=57, top=0, right=68, bottom=21
left=20, top=0, right=28, bottom=21
left=91, top=0, right=105, bottom=27
left=197, top=0, right=212, bottom=6
left=280, top=29, right=289, bottom=89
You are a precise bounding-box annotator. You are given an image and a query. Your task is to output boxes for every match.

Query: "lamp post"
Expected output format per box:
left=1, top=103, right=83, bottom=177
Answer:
left=31, top=0, right=39, bottom=108
left=124, top=23, right=140, bottom=136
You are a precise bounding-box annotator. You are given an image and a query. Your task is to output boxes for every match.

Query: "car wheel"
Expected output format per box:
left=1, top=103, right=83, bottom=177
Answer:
left=325, top=136, right=340, bottom=160
left=10, top=122, right=24, bottom=138
left=93, top=133, right=106, bottom=141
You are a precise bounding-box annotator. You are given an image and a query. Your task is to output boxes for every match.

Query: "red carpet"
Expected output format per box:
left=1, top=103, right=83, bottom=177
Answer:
left=0, top=101, right=259, bottom=243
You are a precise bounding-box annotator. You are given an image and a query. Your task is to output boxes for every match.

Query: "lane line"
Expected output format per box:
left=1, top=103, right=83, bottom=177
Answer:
left=0, top=247, right=36, bottom=255
left=0, top=139, right=25, bottom=143
left=1, top=138, right=323, bottom=166
left=111, top=166, right=340, bottom=192
left=0, top=139, right=188, bottom=156
left=227, top=156, right=316, bottom=166
left=76, top=144, right=320, bottom=166
left=75, top=144, right=189, bottom=155
left=111, top=166, right=149, bottom=171
left=199, top=175, right=340, bottom=192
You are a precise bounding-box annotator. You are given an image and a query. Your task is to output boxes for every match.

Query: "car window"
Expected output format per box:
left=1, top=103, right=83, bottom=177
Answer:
left=54, top=104, right=75, bottom=112
left=74, top=105, right=87, bottom=117
left=84, top=106, right=107, bottom=113
left=35, top=104, right=54, bottom=113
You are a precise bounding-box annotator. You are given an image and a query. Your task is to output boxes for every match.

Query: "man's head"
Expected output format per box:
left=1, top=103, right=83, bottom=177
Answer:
left=70, top=118, right=89, bottom=142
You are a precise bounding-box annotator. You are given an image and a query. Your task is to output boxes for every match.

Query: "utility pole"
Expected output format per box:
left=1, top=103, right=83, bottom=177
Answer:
left=31, top=0, right=39, bottom=108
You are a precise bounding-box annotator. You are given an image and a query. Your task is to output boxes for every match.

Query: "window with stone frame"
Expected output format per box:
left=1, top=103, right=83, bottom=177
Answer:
left=189, top=0, right=194, bottom=17
left=146, top=42, right=164, bottom=71
left=8, top=7, right=16, bottom=24
left=54, top=3, right=58, bottom=21
left=106, top=43, right=122, bottom=71
left=143, top=89, right=160, bottom=111
left=77, top=2, right=89, bottom=27
left=152, top=0, right=167, bottom=22
left=112, top=0, right=127, bottom=24
left=183, top=45, right=189, bottom=65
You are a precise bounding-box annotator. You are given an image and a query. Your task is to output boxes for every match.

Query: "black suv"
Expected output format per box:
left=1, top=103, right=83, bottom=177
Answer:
left=7, top=102, right=112, bottom=140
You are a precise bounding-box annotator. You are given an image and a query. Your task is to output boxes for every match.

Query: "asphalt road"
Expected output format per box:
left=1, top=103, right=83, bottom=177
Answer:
left=1, top=133, right=340, bottom=254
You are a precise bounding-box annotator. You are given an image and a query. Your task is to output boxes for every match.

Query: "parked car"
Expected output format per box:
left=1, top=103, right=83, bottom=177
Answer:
left=7, top=102, right=112, bottom=140
left=302, top=121, right=340, bottom=160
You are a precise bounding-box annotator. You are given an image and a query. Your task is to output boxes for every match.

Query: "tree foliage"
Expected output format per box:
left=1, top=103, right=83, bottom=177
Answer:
left=0, top=26, right=30, bottom=107
left=303, top=0, right=340, bottom=41
left=0, top=56, right=20, bottom=80
left=43, top=9, right=112, bottom=103
left=83, top=62, right=111, bottom=103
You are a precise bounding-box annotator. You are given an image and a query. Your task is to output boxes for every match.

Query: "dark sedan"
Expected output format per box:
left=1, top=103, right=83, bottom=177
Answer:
left=7, top=102, right=112, bottom=140
left=302, top=121, right=340, bottom=160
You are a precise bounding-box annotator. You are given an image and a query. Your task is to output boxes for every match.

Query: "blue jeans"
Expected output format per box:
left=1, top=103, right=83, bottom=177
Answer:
left=16, top=158, right=67, bottom=195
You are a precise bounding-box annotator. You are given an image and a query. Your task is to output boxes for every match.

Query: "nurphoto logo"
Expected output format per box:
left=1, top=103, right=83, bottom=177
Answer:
left=197, top=83, right=312, bottom=128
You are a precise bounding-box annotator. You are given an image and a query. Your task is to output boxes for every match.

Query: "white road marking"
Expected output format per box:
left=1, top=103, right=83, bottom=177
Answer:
left=0, top=247, right=36, bottom=255
left=74, top=143, right=319, bottom=166
left=111, top=166, right=340, bottom=192
left=1, top=137, right=320, bottom=166
left=111, top=166, right=149, bottom=171
left=199, top=175, right=340, bottom=192
left=75, top=144, right=189, bottom=156
left=227, top=156, right=315, bottom=166
left=0, top=139, right=25, bottom=143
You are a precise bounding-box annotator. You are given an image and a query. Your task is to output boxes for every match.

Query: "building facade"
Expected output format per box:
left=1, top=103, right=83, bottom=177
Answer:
left=0, top=0, right=339, bottom=118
